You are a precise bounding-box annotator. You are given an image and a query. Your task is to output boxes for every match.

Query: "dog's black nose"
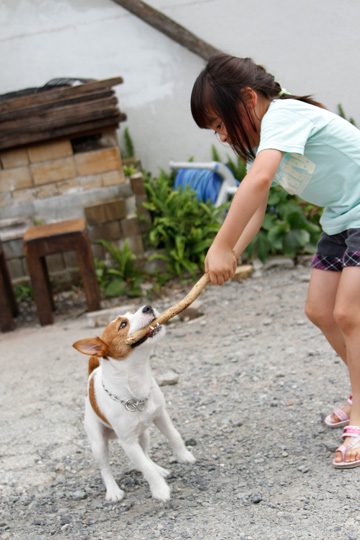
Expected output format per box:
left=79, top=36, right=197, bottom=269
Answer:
left=142, top=305, right=155, bottom=316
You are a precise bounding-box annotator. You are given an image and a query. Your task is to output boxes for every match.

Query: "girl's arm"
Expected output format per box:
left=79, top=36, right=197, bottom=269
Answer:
left=205, top=149, right=283, bottom=285
left=233, top=193, right=269, bottom=258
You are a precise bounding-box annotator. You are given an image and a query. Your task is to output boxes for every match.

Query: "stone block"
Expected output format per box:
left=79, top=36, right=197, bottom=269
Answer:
left=0, top=167, right=32, bottom=192
left=12, top=189, right=35, bottom=204
left=0, top=216, right=34, bottom=242
left=2, top=238, right=24, bottom=259
left=28, top=139, right=73, bottom=163
left=57, top=178, right=78, bottom=194
left=128, top=235, right=144, bottom=255
left=7, top=258, right=26, bottom=279
left=135, top=194, right=151, bottom=222
left=63, top=250, right=78, bottom=269
left=90, top=221, right=122, bottom=241
left=91, top=242, right=105, bottom=261
left=85, top=198, right=127, bottom=225
left=75, top=148, right=122, bottom=176
left=120, top=216, right=141, bottom=237
left=46, top=253, right=65, bottom=273
left=35, top=184, right=60, bottom=199
left=130, top=172, right=146, bottom=195
left=31, top=157, right=76, bottom=185
left=79, top=174, right=103, bottom=191
left=102, top=170, right=125, bottom=186
left=0, top=192, right=12, bottom=208
left=125, top=194, right=137, bottom=215
left=0, top=148, right=29, bottom=168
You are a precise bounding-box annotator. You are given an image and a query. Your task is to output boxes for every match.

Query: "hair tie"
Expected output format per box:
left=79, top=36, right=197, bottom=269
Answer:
left=278, top=88, right=291, bottom=97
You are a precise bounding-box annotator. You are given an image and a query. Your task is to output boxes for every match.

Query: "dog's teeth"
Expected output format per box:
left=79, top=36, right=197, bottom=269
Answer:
left=149, top=325, right=154, bottom=330
left=156, top=322, right=160, bottom=327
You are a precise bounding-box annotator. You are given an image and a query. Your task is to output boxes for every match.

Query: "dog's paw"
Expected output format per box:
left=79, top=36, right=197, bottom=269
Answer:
left=151, top=480, right=171, bottom=502
left=176, top=449, right=196, bottom=464
left=154, top=464, right=170, bottom=478
left=105, top=485, right=125, bottom=502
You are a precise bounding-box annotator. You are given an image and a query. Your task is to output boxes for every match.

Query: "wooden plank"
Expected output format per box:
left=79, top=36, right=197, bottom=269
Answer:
left=0, top=114, right=127, bottom=150
left=0, top=77, right=124, bottom=114
left=0, top=96, right=119, bottom=131
left=1, top=89, right=115, bottom=121
left=0, top=107, right=121, bottom=139
left=112, top=0, right=223, bottom=60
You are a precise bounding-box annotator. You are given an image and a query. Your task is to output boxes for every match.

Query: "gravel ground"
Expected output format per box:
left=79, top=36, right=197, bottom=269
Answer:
left=1, top=259, right=359, bottom=540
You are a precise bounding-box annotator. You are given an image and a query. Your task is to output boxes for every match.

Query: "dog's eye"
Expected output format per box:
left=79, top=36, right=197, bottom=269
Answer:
left=120, top=321, right=127, bottom=329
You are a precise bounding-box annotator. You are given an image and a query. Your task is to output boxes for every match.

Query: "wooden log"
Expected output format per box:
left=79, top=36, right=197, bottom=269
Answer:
left=0, top=108, right=121, bottom=140
left=0, top=114, right=127, bottom=150
left=0, top=89, right=115, bottom=122
left=125, top=273, right=210, bottom=345
left=0, top=77, right=124, bottom=114
left=111, top=0, right=223, bottom=60
left=0, top=97, right=119, bottom=132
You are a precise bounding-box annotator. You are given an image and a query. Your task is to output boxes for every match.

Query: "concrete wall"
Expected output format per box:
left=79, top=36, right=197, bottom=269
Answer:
left=1, top=0, right=359, bottom=175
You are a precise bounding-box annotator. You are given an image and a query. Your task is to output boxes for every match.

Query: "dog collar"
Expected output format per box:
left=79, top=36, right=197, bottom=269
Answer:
left=101, top=380, right=152, bottom=412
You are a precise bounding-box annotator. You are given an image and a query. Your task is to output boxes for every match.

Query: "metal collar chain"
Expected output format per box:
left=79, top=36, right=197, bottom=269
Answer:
left=101, top=380, right=151, bottom=412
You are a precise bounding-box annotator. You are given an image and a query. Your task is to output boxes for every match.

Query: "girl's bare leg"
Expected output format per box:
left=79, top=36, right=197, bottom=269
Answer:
left=305, top=268, right=346, bottom=360
left=333, top=266, right=360, bottom=463
left=305, top=269, right=351, bottom=422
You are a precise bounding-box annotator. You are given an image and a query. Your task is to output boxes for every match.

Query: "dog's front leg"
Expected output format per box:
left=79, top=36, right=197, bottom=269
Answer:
left=154, top=409, right=196, bottom=464
left=120, top=441, right=171, bottom=502
left=139, top=431, right=170, bottom=478
left=85, top=406, right=125, bottom=502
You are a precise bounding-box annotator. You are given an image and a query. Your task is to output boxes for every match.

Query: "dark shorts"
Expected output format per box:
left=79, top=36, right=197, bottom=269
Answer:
left=312, top=228, right=360, bottom=271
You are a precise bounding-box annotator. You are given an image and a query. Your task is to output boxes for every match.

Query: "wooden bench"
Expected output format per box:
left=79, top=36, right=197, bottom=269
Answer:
left=0, top=238, right=19, bottom=332
left=23, top=218, right=101, bottom=325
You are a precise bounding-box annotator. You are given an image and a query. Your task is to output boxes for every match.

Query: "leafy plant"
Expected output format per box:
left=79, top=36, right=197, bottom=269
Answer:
left=141, top=169, right=226, bottom=278
left=123, top=164, right=137, bottom=176
left=245, top=186, right=321, bottom=263
left=211, top=144, right=247, bottom=183
left=96, top=239, right=144, bottom=297
left=119, top=126, right=135, bottom=159
left=14, top=283, right=33, bottom=303
left=338, top=104, right=356, bottom=126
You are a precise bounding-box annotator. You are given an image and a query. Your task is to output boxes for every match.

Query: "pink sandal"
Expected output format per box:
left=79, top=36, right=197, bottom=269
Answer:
left=333, top=425, right=360, bottom=469
left=325, top=395, right=352, bottom=428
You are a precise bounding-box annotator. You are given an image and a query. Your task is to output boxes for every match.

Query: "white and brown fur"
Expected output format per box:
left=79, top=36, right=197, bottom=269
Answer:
left=73, top=304, right=195, bottom=502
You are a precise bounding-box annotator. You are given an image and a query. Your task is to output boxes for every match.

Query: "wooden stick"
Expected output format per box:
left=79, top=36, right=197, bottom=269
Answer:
left=125, top=273, right=210, bottom=345
left=111, top=0, right=223, bottom=60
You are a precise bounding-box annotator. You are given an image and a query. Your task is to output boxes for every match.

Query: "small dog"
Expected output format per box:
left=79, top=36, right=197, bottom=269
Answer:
left=73, top=304, right=195, bottom=502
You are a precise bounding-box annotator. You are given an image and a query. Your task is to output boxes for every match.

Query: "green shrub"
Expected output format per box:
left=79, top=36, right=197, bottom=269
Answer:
left=245, top=186, right=321, bottom=262
left=95, top=239, right=144, bottom=297
left=211, top=144, right=247, bottom=182
left=15, top=283, right=33, bottom=303
left=141, top=169, right=226, bottom=278
left=120, top=126, right=135, bottom=159
left=338, top=104, right=357, bottom=126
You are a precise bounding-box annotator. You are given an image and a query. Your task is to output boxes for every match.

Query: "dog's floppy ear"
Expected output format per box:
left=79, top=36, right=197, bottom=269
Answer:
left=73, top=337, right=109, bottom=357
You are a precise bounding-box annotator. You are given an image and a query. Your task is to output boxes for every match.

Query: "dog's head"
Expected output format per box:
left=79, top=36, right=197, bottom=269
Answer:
left=73, top=304, right=165, bottom=361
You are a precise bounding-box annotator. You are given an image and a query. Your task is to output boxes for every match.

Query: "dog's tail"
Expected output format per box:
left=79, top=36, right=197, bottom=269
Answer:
left=88, top=356, right=100, bottom=377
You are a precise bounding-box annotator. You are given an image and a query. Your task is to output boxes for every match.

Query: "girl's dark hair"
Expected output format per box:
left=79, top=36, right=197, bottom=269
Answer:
left=191, top=54, right=325, bottom=161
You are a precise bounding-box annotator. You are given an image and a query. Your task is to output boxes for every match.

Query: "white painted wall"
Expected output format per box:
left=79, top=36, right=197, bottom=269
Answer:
left=1, top=0, right=359, bottom=175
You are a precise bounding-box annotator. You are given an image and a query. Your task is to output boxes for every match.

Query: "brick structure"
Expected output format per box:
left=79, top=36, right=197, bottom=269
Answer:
left=0, top=79, right=151, bottom=289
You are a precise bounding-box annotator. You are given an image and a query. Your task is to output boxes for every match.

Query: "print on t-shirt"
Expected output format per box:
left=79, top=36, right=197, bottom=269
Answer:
left=275, top=153, right=316, bottom=195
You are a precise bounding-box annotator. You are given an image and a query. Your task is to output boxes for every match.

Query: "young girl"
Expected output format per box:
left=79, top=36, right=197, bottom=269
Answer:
left=191, top=54, right=360, bottom=469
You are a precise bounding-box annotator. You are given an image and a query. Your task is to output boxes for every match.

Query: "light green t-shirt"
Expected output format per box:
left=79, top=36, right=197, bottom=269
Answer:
left=257, top=99, right=360, bottom=234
